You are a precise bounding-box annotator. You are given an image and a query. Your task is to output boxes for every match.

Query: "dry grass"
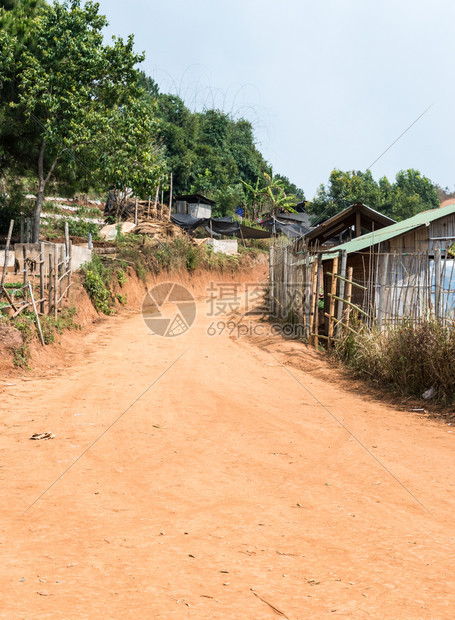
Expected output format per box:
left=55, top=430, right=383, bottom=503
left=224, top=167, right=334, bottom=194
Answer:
left=334, top=319, right=455, bottom=403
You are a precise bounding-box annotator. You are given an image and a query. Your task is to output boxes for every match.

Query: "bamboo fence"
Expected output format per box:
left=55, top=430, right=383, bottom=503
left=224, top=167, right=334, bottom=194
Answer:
left=1, top=222, right=73, bottom=343
left=269, top=239, right=455, bottom=347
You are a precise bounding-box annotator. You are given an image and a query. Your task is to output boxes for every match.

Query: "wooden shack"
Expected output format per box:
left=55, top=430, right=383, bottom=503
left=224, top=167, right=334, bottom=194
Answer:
left=305, top=202, right=395, bottom=248
left=320, top=202, right=455, bottom=326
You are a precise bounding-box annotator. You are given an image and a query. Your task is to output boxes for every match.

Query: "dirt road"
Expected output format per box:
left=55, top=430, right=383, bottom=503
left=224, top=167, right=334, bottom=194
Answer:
left=1, top=292, right=455, bottom=618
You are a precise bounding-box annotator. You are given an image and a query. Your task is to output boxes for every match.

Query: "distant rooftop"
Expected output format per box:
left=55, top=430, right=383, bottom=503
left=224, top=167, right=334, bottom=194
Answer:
left=175, top=194, right=216, bottom=206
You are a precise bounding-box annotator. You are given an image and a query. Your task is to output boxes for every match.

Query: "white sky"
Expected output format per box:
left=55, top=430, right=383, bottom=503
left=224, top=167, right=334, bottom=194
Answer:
left=96, top=0, right=455, bottom=198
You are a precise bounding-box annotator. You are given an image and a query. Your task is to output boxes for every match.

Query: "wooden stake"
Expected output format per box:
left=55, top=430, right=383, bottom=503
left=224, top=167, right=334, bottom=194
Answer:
left=336, top=250, right=347, bottom=326
left=134, top=197, right=138, bottom=226
left=54, top=245, right=58, bottom=320
left=48, top=253, right=53, bottom=314
left=22, top=245, right=28, bottom=289
left=345, top=266, right=353, bottom=330
left=169, top=173, right=173, bottom=220
left=154, top=185, right=160, bottom=218
left=309, top=257, right=318, bottom=345
left=269, top=245, right=275, bottom=316
left=377, top=253, right=388, bottom=330
left=434, top=248, right=441, bottom=321
left=327, top=255, right=338, bottom=349
left=39, top=242, right=45, bottom=314
left=28, top=282, right=45, bottom=346
left=1, top=219, right=14, bottom=287
left=67, top=240, right=72, bottom=299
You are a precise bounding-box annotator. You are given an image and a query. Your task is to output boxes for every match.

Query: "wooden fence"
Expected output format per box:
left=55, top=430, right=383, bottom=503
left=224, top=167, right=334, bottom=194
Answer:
left=1, top=221, right=73, bottom=344
left=269, top=239, right=455, bottom=347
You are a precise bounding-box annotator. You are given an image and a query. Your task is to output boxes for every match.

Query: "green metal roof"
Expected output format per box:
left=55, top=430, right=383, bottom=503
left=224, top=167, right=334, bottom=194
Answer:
left=321, top=202, right=455, bottom=257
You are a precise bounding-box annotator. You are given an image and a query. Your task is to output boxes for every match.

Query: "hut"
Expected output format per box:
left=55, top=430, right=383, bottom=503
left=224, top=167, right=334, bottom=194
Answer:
left=305, top=202, right=395, bottom=249
left=320, top=202, right=455, bottom=327
left=173, top=194, right=215, bottom=219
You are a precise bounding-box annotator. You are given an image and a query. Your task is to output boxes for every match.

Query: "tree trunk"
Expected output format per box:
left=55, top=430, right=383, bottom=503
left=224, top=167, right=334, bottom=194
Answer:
left=32, top=137, right=61, bottom=243
left=32, top=185, right=45, bottom=243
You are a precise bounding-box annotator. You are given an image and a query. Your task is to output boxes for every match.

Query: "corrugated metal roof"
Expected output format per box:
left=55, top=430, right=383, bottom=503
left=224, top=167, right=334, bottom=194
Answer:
left=322, top=203, right=455, bottom=256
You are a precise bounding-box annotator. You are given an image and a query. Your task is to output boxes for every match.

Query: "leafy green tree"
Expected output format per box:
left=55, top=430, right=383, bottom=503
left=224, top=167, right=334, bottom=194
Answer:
left=384, top=169, right=439, bottom=220
left=308, top=168, right=439, bottom=223
left=2, top=0, right=163, bottom=241
left=309, top=169, right=383, bottom=222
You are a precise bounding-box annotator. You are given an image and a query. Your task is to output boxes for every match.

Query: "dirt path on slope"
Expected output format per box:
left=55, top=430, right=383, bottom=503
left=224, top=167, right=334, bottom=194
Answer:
left=1, top=297, right=455, bottom=618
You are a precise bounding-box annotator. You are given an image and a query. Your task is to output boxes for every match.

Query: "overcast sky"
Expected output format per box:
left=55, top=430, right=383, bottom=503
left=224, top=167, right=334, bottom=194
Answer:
left=96, top=0, right=455, bottom=199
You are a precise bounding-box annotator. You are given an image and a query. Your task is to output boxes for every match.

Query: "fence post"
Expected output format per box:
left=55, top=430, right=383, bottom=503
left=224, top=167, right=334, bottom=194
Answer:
left=345, top=266, right=353, bottom=330
left=168, top=172, right=173, bottom=220
left=309, top=256, right=318, bottom=346
left=1, top=219, right=14, bottom=288
left=48, top=253, right=53, bottom=314
left=22, top=245, right=28, bottom=289
left=269, top=245, right=275, bottom=317
left=282, top=244, right=288, bottom=319
left=54, top=245, right=58, bottom=320
left=377, top=253, right=389, bottom=330
left=39, top=242, right=45, bottom=314
left=336, top=250, right=347, bottom=330
left=67, top=240, right=72, bottom=299
left=434, top=248, right=441, bottom=322
left=327, top=255, right=339, bottom=350
left=20, top=216, right=24, bottom=244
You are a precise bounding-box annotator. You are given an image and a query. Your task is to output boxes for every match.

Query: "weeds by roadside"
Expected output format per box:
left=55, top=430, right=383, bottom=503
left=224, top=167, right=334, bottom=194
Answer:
left=334, top=318, right=455, bottom=403
left=8, top=307, right=80, bottom=367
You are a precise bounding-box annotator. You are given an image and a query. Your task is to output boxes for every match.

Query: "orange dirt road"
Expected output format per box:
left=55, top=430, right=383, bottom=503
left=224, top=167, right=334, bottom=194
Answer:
left=1, top=298, right=455, bottom=618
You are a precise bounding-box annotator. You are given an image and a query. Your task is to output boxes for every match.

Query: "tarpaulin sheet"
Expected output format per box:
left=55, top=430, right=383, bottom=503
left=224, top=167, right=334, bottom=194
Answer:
left=262, top=217, right=309, bottom=238
left=171, top=214, right=241, bottom=236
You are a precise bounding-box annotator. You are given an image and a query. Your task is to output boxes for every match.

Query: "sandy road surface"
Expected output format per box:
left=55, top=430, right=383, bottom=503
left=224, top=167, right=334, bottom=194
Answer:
left=1, top=296, right=455, bottom=619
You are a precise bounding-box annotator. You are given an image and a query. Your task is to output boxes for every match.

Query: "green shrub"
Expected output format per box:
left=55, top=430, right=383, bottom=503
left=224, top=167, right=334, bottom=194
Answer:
left=52, top=217, right=101, bottom=240
left=81, top=255, right=114, bottom=314
left=116, top=268, right=127, bottom=287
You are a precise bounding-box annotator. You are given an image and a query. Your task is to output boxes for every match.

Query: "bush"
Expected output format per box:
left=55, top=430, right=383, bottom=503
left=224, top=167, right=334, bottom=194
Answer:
left=54, top=217, right=101, bottom=240
left=81, top=255, right=114, bottom=314
left=334, top=319, right=455, bottom=402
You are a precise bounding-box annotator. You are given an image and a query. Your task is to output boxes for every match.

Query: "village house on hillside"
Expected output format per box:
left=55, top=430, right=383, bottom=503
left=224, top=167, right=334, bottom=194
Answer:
left=173, top=194, right=215, bottom=219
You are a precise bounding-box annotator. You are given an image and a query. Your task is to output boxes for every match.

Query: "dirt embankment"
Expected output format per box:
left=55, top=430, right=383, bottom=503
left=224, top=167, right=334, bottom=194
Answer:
left=0, top=257, right=268, bottom=378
